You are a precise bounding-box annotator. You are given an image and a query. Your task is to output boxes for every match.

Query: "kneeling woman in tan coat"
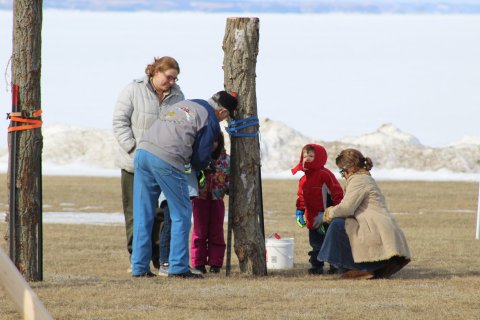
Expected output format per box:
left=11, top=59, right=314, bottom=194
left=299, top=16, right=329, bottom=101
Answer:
left=318, top=148, right=411, bottom=280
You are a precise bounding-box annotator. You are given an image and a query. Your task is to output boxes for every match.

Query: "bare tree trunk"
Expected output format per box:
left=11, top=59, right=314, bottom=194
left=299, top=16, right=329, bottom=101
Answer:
left=7, top=0, right=43, bottom=281
left=223, top=17, right=266, bottom=276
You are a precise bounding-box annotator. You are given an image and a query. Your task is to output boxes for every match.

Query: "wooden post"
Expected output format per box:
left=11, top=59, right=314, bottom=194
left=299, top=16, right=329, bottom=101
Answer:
left=476, top=181, right=480, bottom=240
left=223, top=17, right=266, bottom=276
left=7, top=0, right=44, bottom=281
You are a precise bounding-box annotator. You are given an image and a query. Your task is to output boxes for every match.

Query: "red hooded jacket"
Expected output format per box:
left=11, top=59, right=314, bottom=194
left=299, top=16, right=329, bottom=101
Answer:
left=291, top=144, right=344, bottom=230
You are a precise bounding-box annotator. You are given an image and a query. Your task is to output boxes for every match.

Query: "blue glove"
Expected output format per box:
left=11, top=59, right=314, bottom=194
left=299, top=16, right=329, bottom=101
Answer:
left=295, top=209, right=306, bottom=228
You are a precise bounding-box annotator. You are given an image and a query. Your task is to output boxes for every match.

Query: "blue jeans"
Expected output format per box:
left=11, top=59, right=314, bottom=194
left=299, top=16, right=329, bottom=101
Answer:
left=158, top=172, right=198, bottom=266
left=318, top=218, right=389, bottom=272
left=131, top=149, right=192, bottom=275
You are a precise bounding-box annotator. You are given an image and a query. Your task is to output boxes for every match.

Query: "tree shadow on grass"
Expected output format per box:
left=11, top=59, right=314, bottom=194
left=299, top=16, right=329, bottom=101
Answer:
left=265, top=263, right=340, bottom=279
left=397, top=267, right=480, bottom=280
left=200, top=261, right=480, bottom=280
left=30, top=274, right=101, bottom=289
left=263, top=263, right=480, bottom=280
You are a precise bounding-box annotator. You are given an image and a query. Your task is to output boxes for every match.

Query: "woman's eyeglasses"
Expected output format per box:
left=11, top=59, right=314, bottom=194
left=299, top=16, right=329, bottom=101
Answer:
left=162, top=72, right=178, bottom=83
left=339, top=167, right=347, bottom=175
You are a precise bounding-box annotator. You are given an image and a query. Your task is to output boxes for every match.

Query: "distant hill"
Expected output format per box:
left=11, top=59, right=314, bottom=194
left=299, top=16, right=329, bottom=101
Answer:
left=1, top=120, right=479, bottom=178
left=1, top=0, right=480, bottom=14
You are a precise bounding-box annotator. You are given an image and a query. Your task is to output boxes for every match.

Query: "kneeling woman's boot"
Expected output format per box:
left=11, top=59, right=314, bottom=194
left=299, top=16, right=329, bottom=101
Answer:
left=375, top=256, right=410, bottom=279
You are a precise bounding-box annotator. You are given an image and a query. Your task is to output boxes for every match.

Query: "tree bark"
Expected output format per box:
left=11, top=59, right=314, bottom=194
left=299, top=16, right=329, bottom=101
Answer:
left=7, top=0, right=43, bottom=281
left=223, top=17, right=266, bottom=276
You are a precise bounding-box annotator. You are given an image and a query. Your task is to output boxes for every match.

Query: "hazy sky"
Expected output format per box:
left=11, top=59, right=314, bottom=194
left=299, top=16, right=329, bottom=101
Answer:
left=1, top=10, right=479, bottom=149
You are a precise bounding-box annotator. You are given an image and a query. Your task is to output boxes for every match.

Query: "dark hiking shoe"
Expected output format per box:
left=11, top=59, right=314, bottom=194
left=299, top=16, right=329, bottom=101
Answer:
left=308, top=251, right=324, bottom=267
left=193, top=265, right=207, bottom=274
left=326, top=265, right=339, bottom=275
left=168, top=271, right=203, bottom=279
left=132, top=271, right=157, bottom=278
left=308, top=267, right=324, bottom=275
left=209, top=266, right=221, bottom=273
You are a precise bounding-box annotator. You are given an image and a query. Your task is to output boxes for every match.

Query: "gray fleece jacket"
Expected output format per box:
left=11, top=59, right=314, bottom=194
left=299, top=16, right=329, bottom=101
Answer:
left=112, top=76, right=184, bottom=172
left=138, top=99, right=221, bottom=173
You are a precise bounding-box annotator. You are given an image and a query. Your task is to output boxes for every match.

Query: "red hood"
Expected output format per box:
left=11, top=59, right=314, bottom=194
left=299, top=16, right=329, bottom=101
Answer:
left=291, top=144, right=328, bottom=175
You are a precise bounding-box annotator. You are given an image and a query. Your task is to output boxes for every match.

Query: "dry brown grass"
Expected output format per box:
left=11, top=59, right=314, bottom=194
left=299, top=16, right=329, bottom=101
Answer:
left=1, top=175, right=480, bottom=319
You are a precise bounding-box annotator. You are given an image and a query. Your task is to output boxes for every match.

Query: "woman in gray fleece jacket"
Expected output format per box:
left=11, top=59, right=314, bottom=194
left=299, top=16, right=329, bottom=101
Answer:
left=112, top=56, right=184, bottom=270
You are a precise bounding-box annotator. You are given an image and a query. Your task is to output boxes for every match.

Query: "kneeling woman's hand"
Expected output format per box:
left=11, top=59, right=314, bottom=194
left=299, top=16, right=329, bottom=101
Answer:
left=323, top=208, right=333, bottom=223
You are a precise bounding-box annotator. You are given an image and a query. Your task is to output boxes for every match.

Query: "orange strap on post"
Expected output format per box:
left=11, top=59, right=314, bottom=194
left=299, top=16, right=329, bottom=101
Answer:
left=7, top=109, right=43, bottom=132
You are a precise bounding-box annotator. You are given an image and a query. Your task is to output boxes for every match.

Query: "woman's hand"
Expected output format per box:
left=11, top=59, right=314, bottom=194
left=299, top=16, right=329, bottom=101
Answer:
left=324, top=208, right=333, bottom=223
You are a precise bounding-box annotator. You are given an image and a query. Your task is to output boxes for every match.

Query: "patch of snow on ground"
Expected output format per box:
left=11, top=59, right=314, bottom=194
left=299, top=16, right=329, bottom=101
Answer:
left=0, top=212, right=124, bottom=225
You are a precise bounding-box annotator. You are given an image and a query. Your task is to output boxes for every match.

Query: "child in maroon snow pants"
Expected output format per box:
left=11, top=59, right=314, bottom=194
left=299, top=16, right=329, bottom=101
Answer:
left=191, top=134, right=229, bottom=274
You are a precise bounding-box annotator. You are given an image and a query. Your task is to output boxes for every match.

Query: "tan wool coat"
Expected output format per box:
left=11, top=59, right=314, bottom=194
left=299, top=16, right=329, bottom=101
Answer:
left=326, top=172, right=411, bottom=263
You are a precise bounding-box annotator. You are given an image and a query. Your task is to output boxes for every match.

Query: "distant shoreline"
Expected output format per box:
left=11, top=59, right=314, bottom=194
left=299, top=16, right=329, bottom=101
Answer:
left=2, top=1, right=480, bottom=15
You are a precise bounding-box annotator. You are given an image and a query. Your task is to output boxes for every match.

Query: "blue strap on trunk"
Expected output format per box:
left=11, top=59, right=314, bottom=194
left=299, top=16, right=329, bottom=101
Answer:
left=226, top=116, right=259, bottom=137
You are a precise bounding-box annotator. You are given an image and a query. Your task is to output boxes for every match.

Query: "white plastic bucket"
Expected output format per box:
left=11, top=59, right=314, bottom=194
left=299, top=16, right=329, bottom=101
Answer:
left=265, top=237, right=294, bottom=269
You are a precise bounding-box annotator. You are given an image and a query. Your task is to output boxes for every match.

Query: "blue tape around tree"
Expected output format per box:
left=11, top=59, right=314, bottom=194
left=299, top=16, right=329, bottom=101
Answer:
left=226, top=115, right=259, bottom=137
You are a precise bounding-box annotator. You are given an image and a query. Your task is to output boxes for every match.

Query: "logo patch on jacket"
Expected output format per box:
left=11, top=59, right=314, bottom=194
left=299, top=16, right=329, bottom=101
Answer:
left=164, top=106, right=196, bottom=122
left=179, top=106, right=195, bottom=122
left=165, top=111, right=178, bottom=118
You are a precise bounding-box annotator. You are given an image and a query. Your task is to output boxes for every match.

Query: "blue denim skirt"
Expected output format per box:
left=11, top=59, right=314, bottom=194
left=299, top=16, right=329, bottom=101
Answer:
left=318, top=218, right=389, bottom=272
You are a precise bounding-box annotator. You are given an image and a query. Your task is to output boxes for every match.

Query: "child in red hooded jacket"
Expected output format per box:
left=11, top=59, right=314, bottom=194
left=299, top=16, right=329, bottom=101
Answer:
left=291, top=144, right=344, bottom=275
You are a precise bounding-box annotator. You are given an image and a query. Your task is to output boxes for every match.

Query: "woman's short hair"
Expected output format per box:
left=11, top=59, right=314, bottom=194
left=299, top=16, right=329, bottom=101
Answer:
left=145, top=56, right=180, bottom=77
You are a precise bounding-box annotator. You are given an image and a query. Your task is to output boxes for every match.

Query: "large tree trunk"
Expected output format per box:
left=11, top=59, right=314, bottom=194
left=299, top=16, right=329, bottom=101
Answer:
left=7, top=0, right=44, bottom=281
left=223, top=17, right=266, bottom=276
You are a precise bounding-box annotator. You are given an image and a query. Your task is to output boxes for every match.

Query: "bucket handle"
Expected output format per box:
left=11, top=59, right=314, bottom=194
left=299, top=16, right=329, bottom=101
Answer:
left=267, top=232, right=281, bottom=239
